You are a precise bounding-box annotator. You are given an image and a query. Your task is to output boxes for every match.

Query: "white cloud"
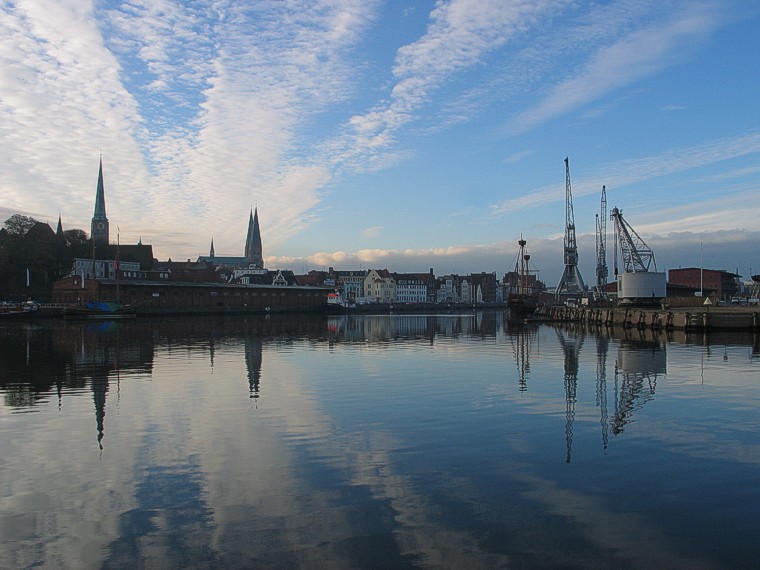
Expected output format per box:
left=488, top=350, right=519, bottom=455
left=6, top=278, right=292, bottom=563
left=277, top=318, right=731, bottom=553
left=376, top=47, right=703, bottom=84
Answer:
left=490, top=133, right=760, bottom=216
left=509, top=3, right=718, bottom=133
left=362, top=225, right=382, bottom=238
left=334, top=0, right=558, bottom=169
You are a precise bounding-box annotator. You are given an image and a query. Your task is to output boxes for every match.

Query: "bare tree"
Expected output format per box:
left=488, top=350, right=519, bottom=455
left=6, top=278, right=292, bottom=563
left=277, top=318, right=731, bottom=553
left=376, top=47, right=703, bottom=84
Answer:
left=4, top=214, right=37, bottom=236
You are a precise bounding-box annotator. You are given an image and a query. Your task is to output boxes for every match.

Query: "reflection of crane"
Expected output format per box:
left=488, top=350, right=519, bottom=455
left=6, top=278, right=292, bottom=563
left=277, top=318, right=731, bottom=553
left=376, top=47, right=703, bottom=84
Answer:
left=595, top=186, right=608, bottom=296
left=595, top=334, right=609, bottom=451
left=556, top=157, right=586, bottom=299
left=610, top=207, right=656, bottom=274
left=555, top=328, right=584, bottom=463
left=612, top=332, right=664, bottom=435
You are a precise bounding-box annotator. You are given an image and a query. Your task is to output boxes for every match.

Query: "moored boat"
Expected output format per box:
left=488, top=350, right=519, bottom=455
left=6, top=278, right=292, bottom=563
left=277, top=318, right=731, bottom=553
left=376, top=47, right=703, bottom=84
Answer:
left=0, top=301, right=39, bottom=318
left=63, top=301, right=138, bottom=319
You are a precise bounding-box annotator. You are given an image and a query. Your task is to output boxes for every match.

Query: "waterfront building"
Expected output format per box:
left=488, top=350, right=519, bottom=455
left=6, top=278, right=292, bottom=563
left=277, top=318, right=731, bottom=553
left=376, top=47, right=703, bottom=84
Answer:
left=335, top=270, right=366, bottom=304
left=436, top=274, right=464, bottom=303
left=365, top=269, right=395, bottom=303
left=667, top=267, right=740, bottom=300
left=392, top=272, right=429, bottom=303
left=52, top=276, right=330, bottom=313
left=468, top=272, right=499, bottom=304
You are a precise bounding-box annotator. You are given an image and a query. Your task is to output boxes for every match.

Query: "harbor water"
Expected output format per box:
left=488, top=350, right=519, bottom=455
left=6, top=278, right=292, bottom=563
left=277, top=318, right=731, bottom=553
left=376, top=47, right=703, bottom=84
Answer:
left=1, top=312, right=759, bottom=568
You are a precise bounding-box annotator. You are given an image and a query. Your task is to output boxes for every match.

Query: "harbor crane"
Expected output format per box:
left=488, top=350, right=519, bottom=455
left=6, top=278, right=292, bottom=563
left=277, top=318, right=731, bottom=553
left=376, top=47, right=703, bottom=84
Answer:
left=556, top=157, right=586, bottom=299
left=610, top=206, right=666, bottom=303
left=595, top=186, right=608, bottom=296
left=610, top=207, right=656, bottom=274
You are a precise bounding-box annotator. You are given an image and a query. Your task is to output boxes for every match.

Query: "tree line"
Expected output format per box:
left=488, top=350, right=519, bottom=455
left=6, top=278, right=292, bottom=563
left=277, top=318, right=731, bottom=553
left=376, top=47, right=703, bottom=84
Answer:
left=0, top=214, right=91, bottom=301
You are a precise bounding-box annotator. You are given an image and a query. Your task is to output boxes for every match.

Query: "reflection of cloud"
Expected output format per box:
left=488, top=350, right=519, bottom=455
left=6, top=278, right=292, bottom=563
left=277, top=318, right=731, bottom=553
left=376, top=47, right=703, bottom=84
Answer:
left=516, top=473, right=719, bottom=569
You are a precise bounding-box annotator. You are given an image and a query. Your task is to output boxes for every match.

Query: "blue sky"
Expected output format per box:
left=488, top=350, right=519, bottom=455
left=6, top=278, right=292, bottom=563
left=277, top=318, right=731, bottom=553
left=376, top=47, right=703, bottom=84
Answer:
left=2, top=0, right=759, bottom=286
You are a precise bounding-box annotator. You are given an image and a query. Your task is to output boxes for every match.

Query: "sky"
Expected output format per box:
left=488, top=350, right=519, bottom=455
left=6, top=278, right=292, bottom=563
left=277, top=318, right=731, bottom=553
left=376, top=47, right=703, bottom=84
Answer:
left=2, top=0, right=760, bottom=287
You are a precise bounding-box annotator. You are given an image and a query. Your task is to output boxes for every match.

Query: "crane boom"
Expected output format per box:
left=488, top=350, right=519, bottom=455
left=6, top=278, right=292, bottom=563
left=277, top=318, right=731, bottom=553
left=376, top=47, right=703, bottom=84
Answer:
left=610, top=207, right=656, bottom=273
left=595, top=185, right=608, bottom=289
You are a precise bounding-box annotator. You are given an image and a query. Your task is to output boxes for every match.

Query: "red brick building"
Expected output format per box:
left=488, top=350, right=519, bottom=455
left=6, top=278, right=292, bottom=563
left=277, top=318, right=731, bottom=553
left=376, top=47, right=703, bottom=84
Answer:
left=667, top=268, right=740, bottom=300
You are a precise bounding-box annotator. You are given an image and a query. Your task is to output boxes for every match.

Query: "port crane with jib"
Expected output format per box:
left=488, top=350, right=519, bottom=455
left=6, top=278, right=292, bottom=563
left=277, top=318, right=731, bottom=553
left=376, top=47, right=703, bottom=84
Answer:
left=610, top=206, right=666, bottom=304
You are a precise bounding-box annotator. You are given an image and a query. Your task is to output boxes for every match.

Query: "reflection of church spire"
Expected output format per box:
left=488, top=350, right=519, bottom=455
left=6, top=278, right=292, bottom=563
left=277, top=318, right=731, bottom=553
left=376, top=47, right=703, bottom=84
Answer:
left=556, top=328, right=583, bottom=463
left=92, top=374, right=109, bottom=449
left=245, top=337, right=263, bottom=400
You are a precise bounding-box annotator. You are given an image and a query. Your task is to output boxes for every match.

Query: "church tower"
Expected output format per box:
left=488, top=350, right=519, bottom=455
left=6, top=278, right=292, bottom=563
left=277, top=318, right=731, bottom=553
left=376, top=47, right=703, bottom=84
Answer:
left=91, top=158, right=110, bottom=244
left=244, top=207, right=263, bottom=269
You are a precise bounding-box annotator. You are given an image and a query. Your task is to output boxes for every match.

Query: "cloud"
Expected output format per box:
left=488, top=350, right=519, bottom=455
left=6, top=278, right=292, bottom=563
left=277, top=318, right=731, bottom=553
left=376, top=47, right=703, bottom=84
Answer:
left=333, top=0, right=557, bottom=169
left=362, top=226, right=382, bottom=238
left=509, top=3, right=719, bottom=133
left=490, top=133, right=760, bottom=216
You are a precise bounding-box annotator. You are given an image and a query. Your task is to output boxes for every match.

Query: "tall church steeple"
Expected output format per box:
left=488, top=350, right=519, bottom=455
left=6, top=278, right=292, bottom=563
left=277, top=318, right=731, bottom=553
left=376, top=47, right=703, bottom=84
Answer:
left=91, top=158, right=109, bottom=244
left=209, top=238, right=215, bottom=258
left=244, top=207, right=263, bottom=269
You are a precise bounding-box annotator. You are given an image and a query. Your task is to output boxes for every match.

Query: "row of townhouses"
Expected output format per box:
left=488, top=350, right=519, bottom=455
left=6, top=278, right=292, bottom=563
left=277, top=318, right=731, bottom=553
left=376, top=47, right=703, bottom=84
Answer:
left=297, top=267, right=546, bottom=305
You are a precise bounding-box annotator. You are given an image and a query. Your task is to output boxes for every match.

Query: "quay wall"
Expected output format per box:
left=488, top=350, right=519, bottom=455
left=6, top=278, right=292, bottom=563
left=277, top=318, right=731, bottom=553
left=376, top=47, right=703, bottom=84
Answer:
left=535, top=305, right=760, bottom=332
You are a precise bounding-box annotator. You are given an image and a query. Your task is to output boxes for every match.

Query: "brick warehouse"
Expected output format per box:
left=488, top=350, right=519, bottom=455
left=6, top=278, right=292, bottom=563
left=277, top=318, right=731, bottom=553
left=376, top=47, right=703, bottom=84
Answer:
left=53, top=276, right=331, bottom=315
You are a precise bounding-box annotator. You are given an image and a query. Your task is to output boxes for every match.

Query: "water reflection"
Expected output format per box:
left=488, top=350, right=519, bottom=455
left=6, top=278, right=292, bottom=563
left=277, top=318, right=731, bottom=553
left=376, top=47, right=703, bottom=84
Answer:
left=555, top=327, right=583, bottom=463
left=613, top=330, right=666, bottom=436
left=1, top=313, right=760, bottom=568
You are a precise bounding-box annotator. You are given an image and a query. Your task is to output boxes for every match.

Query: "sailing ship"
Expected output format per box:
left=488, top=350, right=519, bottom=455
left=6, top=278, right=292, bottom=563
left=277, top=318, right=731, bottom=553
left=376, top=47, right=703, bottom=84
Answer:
left=506, top=237, right=538, bottom=322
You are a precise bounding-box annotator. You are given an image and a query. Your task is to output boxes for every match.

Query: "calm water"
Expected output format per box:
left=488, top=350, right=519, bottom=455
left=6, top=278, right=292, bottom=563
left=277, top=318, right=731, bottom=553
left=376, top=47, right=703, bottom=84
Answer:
left=1, top=312, right=759, bottom=569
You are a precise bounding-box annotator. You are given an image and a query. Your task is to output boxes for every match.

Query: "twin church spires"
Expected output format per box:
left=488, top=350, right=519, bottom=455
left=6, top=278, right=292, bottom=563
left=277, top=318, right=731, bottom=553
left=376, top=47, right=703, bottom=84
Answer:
left=244, top=207, right=263, bottom=269
left=90, top=157, right=263, bottom=266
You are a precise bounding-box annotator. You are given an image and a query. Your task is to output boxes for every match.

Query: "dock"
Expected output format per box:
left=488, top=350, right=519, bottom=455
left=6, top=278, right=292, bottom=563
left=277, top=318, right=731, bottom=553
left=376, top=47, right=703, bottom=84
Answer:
left=535, top=304, right=760, bottom=332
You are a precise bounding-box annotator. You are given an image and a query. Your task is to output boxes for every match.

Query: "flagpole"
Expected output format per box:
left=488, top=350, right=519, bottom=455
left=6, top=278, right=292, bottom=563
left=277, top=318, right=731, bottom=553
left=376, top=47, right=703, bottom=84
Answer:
left=116, top=228, right=120, bottom=304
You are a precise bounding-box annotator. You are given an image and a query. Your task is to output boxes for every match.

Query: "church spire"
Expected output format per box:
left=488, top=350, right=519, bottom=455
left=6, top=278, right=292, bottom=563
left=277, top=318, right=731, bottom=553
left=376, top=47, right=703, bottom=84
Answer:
left=244, top=207, right=263, bottom=269
left=56, top=213, right=63, bottom=237
left=91, top=157, right=110, bottom=244
left=209, top=237, right=215, bottom=258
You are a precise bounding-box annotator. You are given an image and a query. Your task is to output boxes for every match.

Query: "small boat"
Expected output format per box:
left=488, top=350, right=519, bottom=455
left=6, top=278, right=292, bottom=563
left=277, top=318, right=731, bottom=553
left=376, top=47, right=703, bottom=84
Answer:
left=63, top=301, right=138, bottom=319
left=0, top=301, right=39, bottom=318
